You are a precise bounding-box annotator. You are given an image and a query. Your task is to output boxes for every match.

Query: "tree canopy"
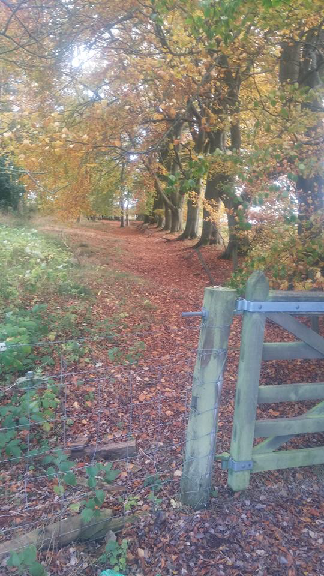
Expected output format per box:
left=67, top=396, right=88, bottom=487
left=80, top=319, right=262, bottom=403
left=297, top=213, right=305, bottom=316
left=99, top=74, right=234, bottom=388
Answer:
left=0, top=0, right=323, bottom=288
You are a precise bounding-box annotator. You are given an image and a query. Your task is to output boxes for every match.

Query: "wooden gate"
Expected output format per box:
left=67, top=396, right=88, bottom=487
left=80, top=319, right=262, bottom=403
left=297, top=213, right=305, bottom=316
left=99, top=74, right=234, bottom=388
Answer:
left=221, top=271, right=324, bottom=492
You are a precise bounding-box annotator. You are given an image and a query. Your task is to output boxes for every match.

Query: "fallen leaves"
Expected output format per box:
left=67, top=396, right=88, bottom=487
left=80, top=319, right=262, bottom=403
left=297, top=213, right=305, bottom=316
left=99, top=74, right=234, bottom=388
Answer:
left=2, top=221, right=323, bottom=576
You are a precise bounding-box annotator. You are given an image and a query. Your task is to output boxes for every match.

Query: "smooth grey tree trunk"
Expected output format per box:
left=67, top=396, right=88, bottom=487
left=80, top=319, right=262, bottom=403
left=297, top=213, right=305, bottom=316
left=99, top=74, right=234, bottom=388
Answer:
left=178, top=197, right=199, bottom=240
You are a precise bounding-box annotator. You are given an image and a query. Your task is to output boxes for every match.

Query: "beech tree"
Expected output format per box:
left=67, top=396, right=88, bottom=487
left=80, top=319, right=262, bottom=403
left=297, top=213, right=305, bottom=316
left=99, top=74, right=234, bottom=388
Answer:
left=0, top=0, right=322, bottom=285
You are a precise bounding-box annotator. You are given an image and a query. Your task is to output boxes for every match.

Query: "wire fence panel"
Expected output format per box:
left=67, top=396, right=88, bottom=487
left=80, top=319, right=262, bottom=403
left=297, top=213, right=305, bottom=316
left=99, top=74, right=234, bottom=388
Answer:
left=0, top=320, right=203, bottom=573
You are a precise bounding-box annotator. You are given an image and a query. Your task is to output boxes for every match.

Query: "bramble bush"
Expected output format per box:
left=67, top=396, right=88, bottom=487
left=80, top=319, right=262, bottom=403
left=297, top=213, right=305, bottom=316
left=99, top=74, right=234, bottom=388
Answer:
left=229, top=217, right=324, bottom=293
left=0, top=225, right=83, bottom=308
left=1, top=222, right=145, bottom=576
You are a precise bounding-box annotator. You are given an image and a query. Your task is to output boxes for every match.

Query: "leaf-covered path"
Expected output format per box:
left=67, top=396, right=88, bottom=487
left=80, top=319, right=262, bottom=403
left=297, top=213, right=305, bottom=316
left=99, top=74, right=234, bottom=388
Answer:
left=26, top=221, right=324, bottom=574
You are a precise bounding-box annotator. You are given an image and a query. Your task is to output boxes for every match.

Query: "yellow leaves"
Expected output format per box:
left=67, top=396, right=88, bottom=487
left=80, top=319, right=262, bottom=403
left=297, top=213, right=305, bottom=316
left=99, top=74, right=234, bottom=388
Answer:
left=152, top=113, right=164, bottom=120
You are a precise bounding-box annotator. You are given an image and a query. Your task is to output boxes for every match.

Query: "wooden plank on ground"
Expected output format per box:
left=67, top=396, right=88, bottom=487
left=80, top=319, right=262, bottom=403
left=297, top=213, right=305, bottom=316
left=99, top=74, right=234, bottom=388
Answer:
left=262, top=342, right=324, bottom=360
left=267, top=312, right=324, bottom=355
left=68, top=439, right=137, bottom=460
left=255, top=415, right=324, bottom=437
left=258, top=382, right=324, bottom=403
left=252, top=446, right=324, bottom=472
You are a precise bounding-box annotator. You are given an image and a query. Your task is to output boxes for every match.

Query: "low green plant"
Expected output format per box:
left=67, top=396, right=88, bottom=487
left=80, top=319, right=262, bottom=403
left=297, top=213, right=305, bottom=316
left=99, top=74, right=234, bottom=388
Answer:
left=0, top=376, right=59, bottom=458
left=61, top=341, right=89, bottom=364
left=100, top=539, right=128, bottom=573
left=0, top=225, right=84, bottom=308
left=65, top=462, right=121, bottom=520
left=43, top=450, right=76, bottom=494
left=0, top=305, right=49, bottom=375
left=7, top=545, right=46, bottom=576
left=148, top=490, right=162, bottom=508
left=143, top=473, right=162, bottom=491
left=122, top=495, right=140, bottom=511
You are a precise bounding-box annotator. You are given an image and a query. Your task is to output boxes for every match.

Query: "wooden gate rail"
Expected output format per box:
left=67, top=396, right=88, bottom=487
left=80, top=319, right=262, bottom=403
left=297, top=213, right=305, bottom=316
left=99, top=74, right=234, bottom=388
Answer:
left=181, top=270, right=324, bottom=506
left=224, top=271, right=324, bottom=492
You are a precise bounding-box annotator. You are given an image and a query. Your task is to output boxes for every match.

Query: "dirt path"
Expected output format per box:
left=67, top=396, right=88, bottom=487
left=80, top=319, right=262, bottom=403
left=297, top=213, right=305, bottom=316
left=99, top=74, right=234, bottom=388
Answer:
left=41, top=219, right=232, bottom=292
left=36, top=220, right=324, bottom=576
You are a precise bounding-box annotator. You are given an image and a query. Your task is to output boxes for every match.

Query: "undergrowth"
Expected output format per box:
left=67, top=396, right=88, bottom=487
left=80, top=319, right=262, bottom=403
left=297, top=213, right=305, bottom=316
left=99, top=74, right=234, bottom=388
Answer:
left=0, top=220, right=145, bottom=459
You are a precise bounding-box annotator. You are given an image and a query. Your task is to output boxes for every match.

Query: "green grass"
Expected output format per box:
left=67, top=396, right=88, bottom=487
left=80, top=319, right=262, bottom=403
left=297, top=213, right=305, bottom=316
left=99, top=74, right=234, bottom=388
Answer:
left=0, top=224, right=89, bottom=312
left=0, top=220, right=146, bottom=464
left=0, top=221, right=146, bottom=377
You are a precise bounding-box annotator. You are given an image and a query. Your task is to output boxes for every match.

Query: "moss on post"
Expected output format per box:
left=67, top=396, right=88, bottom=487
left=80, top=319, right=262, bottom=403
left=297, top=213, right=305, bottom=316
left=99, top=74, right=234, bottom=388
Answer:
left=181, top=286, right=236, bottom=509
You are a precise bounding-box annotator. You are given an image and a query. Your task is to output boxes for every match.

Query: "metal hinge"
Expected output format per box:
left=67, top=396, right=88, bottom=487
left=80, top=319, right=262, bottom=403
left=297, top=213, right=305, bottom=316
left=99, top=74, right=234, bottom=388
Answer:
left=235, top=299, right=324, bottom=314
left=216, top=453, right=253, bottom=472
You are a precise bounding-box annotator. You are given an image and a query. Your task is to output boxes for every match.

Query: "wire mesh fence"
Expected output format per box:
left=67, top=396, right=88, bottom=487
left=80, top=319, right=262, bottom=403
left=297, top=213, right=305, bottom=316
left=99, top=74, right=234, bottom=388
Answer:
left=1, top=316, right=221, bottom=573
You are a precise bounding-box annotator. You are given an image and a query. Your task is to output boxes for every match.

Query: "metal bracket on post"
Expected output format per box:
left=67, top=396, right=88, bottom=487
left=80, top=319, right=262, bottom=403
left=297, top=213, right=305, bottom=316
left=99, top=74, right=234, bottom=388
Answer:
left=181, top=308, right=208, bottom=320
left=235, top=299, right=324, bottom=314
left=217, top=455, right=253, bottom=472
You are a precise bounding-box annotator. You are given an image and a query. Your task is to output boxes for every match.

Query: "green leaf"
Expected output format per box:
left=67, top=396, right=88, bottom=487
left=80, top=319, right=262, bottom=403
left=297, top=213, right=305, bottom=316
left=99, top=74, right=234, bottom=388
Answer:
left=85, top=498, right=96, bottom=510
left=88, top=475, right=97, bottom=488
left=104, top=468, right=120, bottom=484
left=64, top=471, right=77, bottom=486
left=54, top=484, right=65, bottom=496
left=121, top=538, right=128, bottom=550
left=81, top=507, right=94, bottom=523
left=28, top=561, right=46, bottom=576
left=22, top=545, right=37, bottom=565
left=7, top=552, right=21, bottom=567
left=58, top=460, right=73, bottom=472
left=95, top=489, right=105, bottom=505
left=69, top=502, right=81, bottom=512
left=106, top=540, right=118, bottom=552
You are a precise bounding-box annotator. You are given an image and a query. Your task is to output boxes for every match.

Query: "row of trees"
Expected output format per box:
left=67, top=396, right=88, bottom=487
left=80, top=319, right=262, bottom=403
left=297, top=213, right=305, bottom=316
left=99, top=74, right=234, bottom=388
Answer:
left=0, top=0, right=323, bottom=286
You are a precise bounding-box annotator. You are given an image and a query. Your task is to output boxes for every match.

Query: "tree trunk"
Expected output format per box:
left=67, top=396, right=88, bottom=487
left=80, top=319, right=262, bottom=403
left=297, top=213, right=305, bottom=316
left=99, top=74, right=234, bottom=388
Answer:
left=196, top=215, right=223, bottom=247
left=120, top=208, right=125, bottom=227
left=219, top=208, right=238, bottom=260
left=152, top=187, right=164, bottom=226
left=163, top=204, right=171, bottom=230
left=177, top=194, right=200, bottom=240
left=297, top=174, right=323, bottom=234
left=297, top=31, right=324, bottom=231
left=120, top=161, right=126, bottom=228
left=170, top=207, right=182, bottom=233
left=280, top=32, right=324, bottom=234
left=195, top=175, right=224, bottom=247
left=195, top=127, right=227, bottom=246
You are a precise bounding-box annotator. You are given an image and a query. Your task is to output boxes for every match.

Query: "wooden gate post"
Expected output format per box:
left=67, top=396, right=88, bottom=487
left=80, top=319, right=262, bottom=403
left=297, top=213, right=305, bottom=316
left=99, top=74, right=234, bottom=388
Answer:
left=227, top=271, right=269, bottom=491
left=181, top=286, right=237, bottom=509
